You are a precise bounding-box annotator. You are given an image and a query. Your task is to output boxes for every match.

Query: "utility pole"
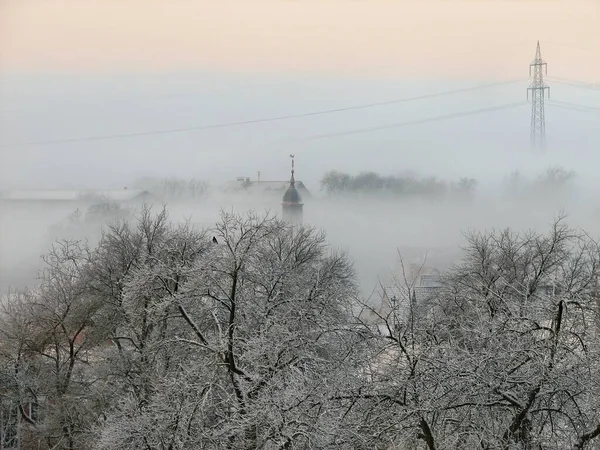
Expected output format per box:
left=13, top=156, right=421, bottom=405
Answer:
left=527, top=41, right=550, bottom=151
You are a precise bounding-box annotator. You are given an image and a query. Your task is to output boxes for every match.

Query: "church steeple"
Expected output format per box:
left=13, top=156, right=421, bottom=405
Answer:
left=282, top=154, right=303, bottom=225
left=290, top=155, right=296, bottom=185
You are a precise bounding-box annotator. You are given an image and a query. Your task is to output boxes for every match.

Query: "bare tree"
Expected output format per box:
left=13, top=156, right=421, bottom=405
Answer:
left=0, top=240, right=108, bottom=450
left=93, top=210, right=363, bottom=449
left=5, top=206, right=599, bottom=450
left=360, top=217, right=600, bottom=450
left=82, top=206, right=210, bottom=411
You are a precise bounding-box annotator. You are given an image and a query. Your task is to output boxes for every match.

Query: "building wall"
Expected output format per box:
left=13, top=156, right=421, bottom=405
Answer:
left=282, top=204, right=303, bottom=226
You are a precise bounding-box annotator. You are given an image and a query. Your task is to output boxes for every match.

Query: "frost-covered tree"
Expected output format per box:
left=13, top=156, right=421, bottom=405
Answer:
left=82, top=207, right=210, bottom=410
left=0, top=240, right=109, bottom=450
left=90, top=209, right=364, bottom=449
left=4, top=206, right=600, bottom=450
left=362, top=217, right=600, bottom=449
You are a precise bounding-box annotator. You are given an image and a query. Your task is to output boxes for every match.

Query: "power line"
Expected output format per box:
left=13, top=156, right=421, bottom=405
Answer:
left=549, top=104, right=600, bottom=115
left=547, top=100, right=600, bottom=114
left=0, top=40, right=532, bottom=111
left=277, top=102, right=528, bottom=144
left=546, top=76, right=600, bottom=90
left=550, top=100, right=600, bottom=111
left=0, top=79, right=524, bottom=116
left=0, top=79, right=525, bottom=148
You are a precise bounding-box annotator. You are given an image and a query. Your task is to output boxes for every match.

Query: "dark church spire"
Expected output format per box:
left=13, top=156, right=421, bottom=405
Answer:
left=282, top=154, right=303, bottom=225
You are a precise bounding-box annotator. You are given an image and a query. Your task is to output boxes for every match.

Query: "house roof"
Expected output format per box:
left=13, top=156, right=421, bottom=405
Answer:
left=0, top=189, right=154, bottom=202
left=224, top=180, right=311, bottom=197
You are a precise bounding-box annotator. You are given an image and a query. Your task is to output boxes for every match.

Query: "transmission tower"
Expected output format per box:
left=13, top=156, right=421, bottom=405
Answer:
left=527, top=41, right=550, bottom=150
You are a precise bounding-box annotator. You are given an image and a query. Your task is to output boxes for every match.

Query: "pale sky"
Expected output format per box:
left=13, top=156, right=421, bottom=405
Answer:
left=0, top=0, right=598, bottom=191
left=1, top=0, right=599, bottom=79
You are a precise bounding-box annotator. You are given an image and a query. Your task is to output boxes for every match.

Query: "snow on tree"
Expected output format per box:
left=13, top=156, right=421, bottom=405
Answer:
left=90, top=209, right=364, bottom=449
left=0, top=240, right=110, bottom=450
left=359, top=216, right=600, bottom=449
left=3, top=207, right=600, bottom=450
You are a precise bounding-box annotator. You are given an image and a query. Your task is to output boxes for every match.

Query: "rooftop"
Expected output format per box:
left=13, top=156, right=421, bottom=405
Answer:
left=225, top=179, right=311, bottom=197
left=0, top=189, right=154, bottom=202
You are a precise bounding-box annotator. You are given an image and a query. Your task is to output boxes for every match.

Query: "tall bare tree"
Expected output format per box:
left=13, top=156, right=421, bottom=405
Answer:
left=92, top=210, right=363, bottom=449
left=360, top=217, right=600, bottom=450
left=0, top=240, right=108, bottom=450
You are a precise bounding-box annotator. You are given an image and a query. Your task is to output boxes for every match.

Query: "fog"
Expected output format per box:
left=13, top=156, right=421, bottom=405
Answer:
left=1, top=59, right=599, bottom=298
left=2, top=176, right=599, bottom=298
left=4, top=3, right=600, bottom=448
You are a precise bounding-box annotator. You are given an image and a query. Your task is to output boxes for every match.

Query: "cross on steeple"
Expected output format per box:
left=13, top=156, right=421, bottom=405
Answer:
left=289, top=154, right=295, bottom=185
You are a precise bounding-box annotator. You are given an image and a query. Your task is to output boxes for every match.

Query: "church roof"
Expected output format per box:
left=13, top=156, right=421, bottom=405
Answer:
left=282, top=155, right=304, bottom=205
left=282, top=183, right=302, bottom=204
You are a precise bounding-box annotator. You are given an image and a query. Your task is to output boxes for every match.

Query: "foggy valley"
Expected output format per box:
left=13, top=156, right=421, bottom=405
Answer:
left=2, top=169, right=600, bottom=297
left=1, top=1, right=599, bottom=449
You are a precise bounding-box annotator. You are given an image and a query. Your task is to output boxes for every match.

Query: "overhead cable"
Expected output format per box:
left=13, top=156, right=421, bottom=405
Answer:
left=0, top=80, right=525, bottom=148
left=279, top=102, right=529, bottom=143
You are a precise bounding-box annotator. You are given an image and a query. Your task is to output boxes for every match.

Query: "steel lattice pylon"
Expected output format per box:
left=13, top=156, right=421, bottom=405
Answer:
left=527, top=41, right=550, bottom=151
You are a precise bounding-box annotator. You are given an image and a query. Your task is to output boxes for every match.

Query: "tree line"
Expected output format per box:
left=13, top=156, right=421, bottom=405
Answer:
left=320, top=167, right=576, bottom=199
left=1, top=208, right=599, bottom=449
left=133, top=177, right=210, bottom=201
